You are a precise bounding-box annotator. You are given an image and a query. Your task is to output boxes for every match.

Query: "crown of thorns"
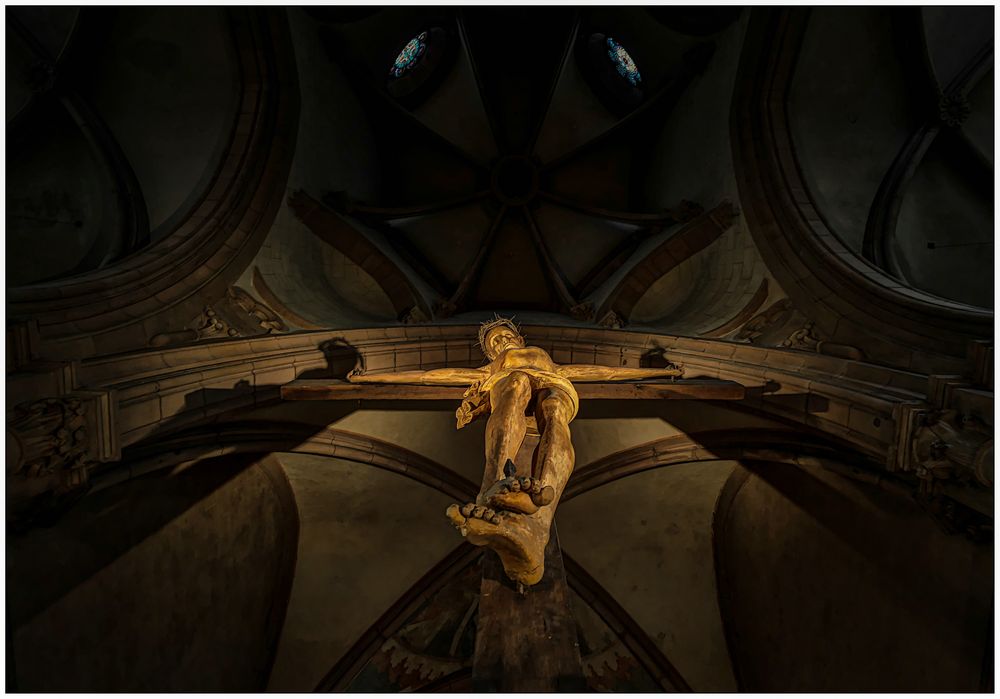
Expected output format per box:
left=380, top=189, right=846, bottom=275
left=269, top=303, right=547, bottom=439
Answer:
left=478, top=315, right=522, bottom=357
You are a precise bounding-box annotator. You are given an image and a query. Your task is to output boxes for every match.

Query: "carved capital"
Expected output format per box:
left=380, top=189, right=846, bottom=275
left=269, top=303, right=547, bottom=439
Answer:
left=8, top=398, right=91, bottom=528
left=400, top=305, right=429, bottom=324
left=7, top=391, right=118, bottom=529
left=569, top=301, right=596, bottom=322
left=598, top=310, right=625, bottom=329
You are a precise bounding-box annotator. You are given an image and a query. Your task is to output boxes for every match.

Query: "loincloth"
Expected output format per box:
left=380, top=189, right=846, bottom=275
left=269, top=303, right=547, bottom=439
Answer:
left=455, top=368, right=579, bottom=429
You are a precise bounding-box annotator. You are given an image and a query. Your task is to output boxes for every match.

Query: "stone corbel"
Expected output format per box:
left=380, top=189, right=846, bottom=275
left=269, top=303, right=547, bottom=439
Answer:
left=892, top=373, right=994, bottom=490
left=6, top=389, right=118, bottom=529
left=910, top=409, right=993, bottom=487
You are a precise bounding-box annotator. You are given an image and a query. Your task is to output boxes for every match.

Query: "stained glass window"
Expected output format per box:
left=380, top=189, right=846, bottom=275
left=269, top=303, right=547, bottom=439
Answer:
left=390, top=32, right=428, bottom=78
left=605, top=37, right=641, bottom=87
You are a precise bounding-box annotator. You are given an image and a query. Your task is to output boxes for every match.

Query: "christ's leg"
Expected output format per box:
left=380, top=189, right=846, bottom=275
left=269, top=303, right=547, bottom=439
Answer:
left=533, top=388, right=576, bottom=507
left=446, top=387, right=576, bottom=587
left=481, top=371, right=532, bottom=494
left=480, top=375, right=556, bottom=515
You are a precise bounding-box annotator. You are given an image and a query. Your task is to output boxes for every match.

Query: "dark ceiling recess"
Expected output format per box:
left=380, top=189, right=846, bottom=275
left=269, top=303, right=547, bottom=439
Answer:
left=461, top=6, right=576, bottom=154
left=645, top=7, right=742, bottom=36
left=577, top=32, right=645, bottom=115
left=316, top=7, right=716, bottom=319
left=385, top=26, right=456, bottom=108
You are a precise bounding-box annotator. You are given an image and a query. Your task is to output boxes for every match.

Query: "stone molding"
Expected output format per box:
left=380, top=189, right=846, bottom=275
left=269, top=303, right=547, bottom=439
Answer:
left=37, top=325, right=933, bottom=466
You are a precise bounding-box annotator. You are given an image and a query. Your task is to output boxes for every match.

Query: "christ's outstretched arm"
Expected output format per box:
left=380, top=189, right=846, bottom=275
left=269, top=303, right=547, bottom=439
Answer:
left=556, top=364, right=684, bottom=382
left=348, top=367, right=489, bottom=386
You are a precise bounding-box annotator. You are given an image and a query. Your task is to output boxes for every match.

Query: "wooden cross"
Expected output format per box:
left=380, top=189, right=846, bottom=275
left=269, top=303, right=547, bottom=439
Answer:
left=282, top=376, right=742, bottom=691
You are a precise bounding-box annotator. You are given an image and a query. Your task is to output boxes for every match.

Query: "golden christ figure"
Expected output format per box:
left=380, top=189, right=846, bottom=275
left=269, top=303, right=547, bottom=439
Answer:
left=348, top=317, right=684, bottom=586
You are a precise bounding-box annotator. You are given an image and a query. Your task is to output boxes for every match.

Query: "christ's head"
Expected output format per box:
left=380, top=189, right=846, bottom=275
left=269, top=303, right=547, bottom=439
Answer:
left=479, top=317, right=525, bottom=360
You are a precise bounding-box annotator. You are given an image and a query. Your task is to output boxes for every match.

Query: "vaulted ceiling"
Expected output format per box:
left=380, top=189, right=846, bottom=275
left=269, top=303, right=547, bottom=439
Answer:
left=6, top=6, right=993, bottom=366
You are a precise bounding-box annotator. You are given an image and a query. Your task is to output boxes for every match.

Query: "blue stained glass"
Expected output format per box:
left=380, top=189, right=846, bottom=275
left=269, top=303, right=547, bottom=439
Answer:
left=605, top=37, right=641, bottom=87
left=390, top=32, right=428, bottom=78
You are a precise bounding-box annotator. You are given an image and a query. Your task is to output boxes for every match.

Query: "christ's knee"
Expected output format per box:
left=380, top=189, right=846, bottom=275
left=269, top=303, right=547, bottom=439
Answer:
left=498, top=371, right=531, bottom=402
left=538, top=393, right=571, bottom=428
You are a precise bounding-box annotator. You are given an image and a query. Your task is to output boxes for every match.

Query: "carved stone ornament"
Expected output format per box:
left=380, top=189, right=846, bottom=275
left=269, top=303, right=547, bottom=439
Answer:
left=150, top=286, right=289, bottom=347
left=227, top=285, right=288, bottom=333
left=598, top=310, right=625, bottom=329
left=400, top=305, right=429, bottom=324
left=911, top=409, right=993, bottom=487
left=938, top=92, right=971, bottom=128
left=735, top=299, right=792, bottom=343
left=7, top=397, right=93, bottom=527
left=780, top=321, right=822, bottom=351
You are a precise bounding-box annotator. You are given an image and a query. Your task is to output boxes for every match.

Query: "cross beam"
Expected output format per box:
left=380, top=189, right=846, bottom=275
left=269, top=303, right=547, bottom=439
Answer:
left=280, top=378, right=745, bottom=401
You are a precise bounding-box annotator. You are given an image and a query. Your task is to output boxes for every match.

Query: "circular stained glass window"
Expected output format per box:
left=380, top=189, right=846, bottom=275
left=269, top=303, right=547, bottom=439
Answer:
left=390, top=32, right=428, bottom=78
left=605, top=37, right=641, bottom=87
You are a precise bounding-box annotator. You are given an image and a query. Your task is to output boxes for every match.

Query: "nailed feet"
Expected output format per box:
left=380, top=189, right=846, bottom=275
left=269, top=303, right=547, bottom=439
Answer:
left=445, top=503, right=547, bottom=586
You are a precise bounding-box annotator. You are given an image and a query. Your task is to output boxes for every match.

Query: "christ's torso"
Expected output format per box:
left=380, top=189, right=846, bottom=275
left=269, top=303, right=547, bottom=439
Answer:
left=489, top=346, right=558, bottom=375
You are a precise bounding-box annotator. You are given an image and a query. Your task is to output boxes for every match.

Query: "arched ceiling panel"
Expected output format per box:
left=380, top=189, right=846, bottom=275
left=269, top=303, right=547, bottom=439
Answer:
left=533, top=40, right=619, bottom=165
left=642, top=14, right=746, bottom=210
left=7, top=6, right=78, bottom=60
left=894, top=138, right=994, bottom=308
left=788, top=7, right=914, bottom=254
left=559, top=460, right=739, bottom=692
left=716, top=461, right=992, bottom=691
left=391, top=204, right=495, bottom=287
left=267, top=453, right=457, bottom=692
left=409, top=33, right=497, bottom=164
left=83, top=7, right=240, bottom=235
left=7, top=105, right=122, bottom=286
left=963, top=68, right=993, bottom=168
left=331, top=410, right=488, bottom=487
left=921, top=6, right=994, bottom=90
left=532, top=205, right=641, bottom=290
left=254, top=207, right=396, bottom=327
left=287, top=8, right=380, bottom=203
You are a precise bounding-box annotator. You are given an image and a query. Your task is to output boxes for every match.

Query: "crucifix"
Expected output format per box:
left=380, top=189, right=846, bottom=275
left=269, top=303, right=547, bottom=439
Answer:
left=282, top=319, right=743, bottom=691
left=347, top=316, right=686, bottom=587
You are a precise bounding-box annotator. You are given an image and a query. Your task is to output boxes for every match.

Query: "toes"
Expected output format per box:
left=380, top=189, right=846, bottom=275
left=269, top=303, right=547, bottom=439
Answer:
left=535, top=485, right=555, bottom=506
left=530, top=481, right=541, bottom=495
left=460, top=503, right=475, bottom=517
left=518, top=477, right=531, bottom=490
left=509, top=479, right=521, bottom=492
left=499, top=485, right=509, bottom=494
left=472, top=505, right=487, bottom=519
